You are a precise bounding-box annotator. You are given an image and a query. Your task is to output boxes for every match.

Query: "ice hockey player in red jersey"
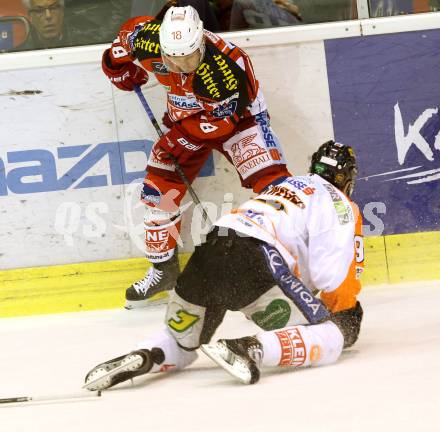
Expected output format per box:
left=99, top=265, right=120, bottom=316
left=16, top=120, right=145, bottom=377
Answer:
left=102, top=5, right=291, bottom=308
left=84, top=141, right=364, bottom=387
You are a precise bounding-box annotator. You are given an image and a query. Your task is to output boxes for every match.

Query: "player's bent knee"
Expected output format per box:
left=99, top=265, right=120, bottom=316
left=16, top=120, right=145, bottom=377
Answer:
left=166, top=291, right=208, bottom=350
left=166, top=290, right=227, bottom=349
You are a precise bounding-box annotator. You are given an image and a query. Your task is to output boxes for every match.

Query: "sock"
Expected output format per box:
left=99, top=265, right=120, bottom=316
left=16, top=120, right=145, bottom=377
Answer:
left=256, top=321, right=344, bottom=368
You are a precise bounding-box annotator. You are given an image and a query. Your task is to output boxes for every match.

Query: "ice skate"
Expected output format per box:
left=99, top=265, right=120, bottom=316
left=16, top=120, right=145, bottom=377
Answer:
left=84, top=348, right=164, bottom=391
left=201, top=336, right=263, bottom=384
left=125, top=254, right=180, bottom=309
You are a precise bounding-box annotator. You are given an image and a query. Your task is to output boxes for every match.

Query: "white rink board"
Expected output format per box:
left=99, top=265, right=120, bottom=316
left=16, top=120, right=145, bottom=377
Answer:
left=1, top=281, right=439, bottom=431
left=0, top=40, right=331, bottom=269
left=247, top=41, right=334, bottom=174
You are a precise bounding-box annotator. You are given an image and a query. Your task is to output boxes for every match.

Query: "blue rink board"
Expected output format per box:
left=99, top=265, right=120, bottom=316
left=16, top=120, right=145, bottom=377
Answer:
left=325, top=29, right=440, bottom=235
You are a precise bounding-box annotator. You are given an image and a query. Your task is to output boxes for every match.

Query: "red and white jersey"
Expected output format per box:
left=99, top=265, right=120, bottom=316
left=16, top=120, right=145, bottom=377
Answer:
left=108, top=16, right=265, bottom=143
left=216, top=175, right=364, bottom=307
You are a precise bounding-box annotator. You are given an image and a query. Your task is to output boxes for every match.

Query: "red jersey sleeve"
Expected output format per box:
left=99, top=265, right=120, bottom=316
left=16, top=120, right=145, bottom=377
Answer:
left=107, top=16, right=156, bottom=67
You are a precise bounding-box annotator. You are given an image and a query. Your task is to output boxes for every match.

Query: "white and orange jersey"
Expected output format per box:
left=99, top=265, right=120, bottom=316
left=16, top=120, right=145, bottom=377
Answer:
left=108, top=16, right=264, bottom=143
left=216, top=174, right=364, bottom=312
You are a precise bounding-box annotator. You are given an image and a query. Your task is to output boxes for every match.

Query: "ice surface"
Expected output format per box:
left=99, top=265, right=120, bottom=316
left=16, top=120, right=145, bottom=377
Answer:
left=1, top=280, right=439, bottom=432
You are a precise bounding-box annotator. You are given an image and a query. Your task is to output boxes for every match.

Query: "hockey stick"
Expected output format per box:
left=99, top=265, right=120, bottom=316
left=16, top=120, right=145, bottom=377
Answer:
left=133, top=84, right=211, bottom=223
left=0, top=390, right=101, bottom=405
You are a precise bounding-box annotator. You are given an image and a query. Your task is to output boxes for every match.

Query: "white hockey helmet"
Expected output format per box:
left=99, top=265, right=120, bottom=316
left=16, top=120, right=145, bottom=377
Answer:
left=160, top=6, right=204, bottom=56
left=159, top=6, right=205, bottom=73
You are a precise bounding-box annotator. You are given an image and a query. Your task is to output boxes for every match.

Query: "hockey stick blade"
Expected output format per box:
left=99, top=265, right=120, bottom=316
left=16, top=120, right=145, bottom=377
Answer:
left=201, top=343, right=257, bottom=384
left=0, top=390, right=101, bottom=405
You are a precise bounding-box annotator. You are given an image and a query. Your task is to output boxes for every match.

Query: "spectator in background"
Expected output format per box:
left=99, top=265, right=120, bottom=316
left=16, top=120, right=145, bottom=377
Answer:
left=369, top=0, right=412, bottom=16
left=274, top=0, right=356, bottom=25
left=130, top=0, right=167, bottom=16
left=430, top=0, right=440, bottom=11
left=16, top=0, right=223, bottom=51
left=181, top=0, right=220, bottom=31
left=64, top=0, right=132, bottom=45
left=213, top=0, right=233, bottom=30
left=18, top=0, right=73, bottom=50
left=154, top=0, right=220, bottom=31
left=18, top=0, right=132, bottom=50
left=229, top=0, right=302, bottom=31
left=273, top=0, right=302, bottom=19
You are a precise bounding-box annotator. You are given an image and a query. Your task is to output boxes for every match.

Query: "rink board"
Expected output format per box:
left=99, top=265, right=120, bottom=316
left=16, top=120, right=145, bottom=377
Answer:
left=0, top=254, right=187, bottom=317
left=0, top=40, right=333, bottom=270
left=326, top=29, right=440, bottom=236
left=1, top=231, right=439, bottom=317
left=0, top=16, right=439, bottom=316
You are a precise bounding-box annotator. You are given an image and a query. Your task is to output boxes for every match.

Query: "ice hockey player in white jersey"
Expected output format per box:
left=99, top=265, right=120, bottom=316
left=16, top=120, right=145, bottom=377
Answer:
left=84, top=141, right=364, bottom=388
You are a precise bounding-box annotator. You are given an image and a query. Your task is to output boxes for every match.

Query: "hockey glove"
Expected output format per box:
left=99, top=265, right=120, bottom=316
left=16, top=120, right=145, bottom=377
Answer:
left=162, top=112, right=174, bottom=131
left=102, top=48, right=149, bottom=91
left=156, top=126, right=204, bottom=163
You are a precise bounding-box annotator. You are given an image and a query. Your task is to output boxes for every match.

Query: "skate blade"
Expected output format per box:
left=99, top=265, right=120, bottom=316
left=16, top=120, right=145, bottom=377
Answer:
left=125, top=291, right=170, bottom=310
left=201, top=343, right=254, bottom=385
left=83, top=355, right=143, bottom=391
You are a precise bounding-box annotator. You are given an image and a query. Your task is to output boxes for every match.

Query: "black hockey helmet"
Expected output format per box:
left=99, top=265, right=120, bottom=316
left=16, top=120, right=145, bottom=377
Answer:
left=310, top=140, right=358, bottom=196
